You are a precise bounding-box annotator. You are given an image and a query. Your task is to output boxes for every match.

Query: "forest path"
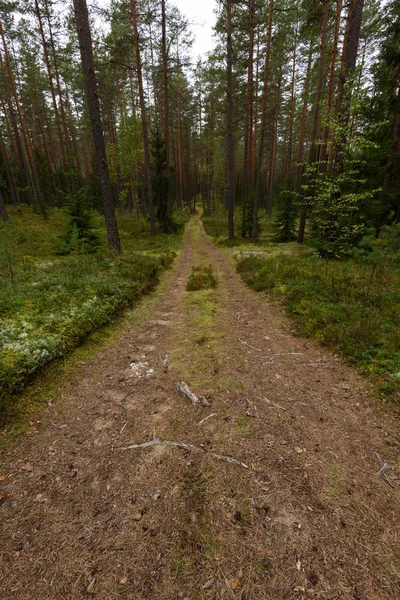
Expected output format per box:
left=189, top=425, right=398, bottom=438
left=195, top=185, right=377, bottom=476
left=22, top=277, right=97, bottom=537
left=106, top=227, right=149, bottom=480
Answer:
left=0, top=214, right=399, bottom=600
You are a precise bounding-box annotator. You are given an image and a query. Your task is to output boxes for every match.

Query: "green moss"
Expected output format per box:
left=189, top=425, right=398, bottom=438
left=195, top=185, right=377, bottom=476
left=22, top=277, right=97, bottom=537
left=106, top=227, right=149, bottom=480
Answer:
left=0, top=206, right=185, bottom=424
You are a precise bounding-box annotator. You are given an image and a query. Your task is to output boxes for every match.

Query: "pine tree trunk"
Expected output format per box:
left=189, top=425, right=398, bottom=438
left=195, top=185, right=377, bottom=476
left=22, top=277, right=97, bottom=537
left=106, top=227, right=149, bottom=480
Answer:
left=253, top=27, right=260, bottom=177
left=226, top=0, right=235, bottom=239
left=252, top=0, right=274, bottom=243
left=0, top=21, right=47, bottom=219
left=161, top=0, right=171, bottom=218
left=297, top=0, right=330, bottom=244
left=243, top=0, right=255, bottom=196
left=45, top=3, right=72, bottom=162
left=131, top=0, right=156, bottom=235
left=66, top=96, right=83, bottom=184
left=0, top=188, right=9, bottom=222
left=241, top=0, right=255, bottom=237
left=294, top=40, right=313, bottom=200
left=177, top=87, right=184, bottom=208
left=283, top=40, right=297, bottom=182
left=266, top=72, right=282, bottom=215
left=148, top=1, right=159, bottom=123
left=72, top=0, right=121, bottom=252
left=35, top=0, right=66, bottom=166
left=319, top=0, right=343, bottom=171
left=33, top=100, right=58, bottom=200
left=0, top=52, right=37, bottom=211
left=0, top=129, right=18, bottom=206
left=332, top=0, right=365, bottom=175
left=381, top=101, right=400, bottom=219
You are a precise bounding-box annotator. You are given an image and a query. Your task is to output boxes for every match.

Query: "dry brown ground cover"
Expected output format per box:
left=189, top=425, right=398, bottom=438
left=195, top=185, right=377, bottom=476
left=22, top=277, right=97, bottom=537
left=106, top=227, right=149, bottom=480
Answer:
left=0, top=215, right=399, bottom=600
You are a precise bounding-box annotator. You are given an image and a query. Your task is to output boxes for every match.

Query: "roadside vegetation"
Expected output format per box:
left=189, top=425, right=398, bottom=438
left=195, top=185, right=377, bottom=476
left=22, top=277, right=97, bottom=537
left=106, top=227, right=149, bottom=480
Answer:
left=203, top=209, right=400, bottom=406
left=0, top=205, right=186, bottom=419
left=186, top=264, right=217, bottom=291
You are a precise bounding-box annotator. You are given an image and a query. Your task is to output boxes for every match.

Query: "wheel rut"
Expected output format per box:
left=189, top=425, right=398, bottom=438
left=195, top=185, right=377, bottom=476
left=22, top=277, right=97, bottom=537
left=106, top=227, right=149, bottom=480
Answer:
left=0, top=215, right=399, bottom=599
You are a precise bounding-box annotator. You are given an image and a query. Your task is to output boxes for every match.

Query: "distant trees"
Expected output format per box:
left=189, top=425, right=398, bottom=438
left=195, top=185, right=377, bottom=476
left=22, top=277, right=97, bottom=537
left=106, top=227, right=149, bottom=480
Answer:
left=0, top=0, right=398, bottom=255
left=0, top=0, right=197, bottom=248
left=198, top=0, right=398, bottom=253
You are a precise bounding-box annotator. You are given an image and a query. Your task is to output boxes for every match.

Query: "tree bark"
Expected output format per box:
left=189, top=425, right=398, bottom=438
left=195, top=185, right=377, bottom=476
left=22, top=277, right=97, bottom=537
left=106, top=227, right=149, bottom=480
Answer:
left=45, top=2, right=72, bottom=162
left=381, top=101, right=400, bottom=219
left=0, top=21, right=47, bottom=218
left=243, top=0, right=255, bottom=195
left=161, top=0, right=171, bottom=218
left=226, top=0, right=235, bottom=239
left=297, top=0, right=330, bottom=244
left=282, top=38, right=297, bottom=183
left=332, top=0, right=365, bottom=175
left=252, top=0, right=274, bottom=243
left=72, top=0, right=121, bottom=252
left=319, top=0, right=343, bottom=171
left=0, top=188, right=10, bottom=222
left=0, top=128, right=18, bottom=207
left=241, top=0, right=255, bottom=237
left=266, top=71, right=282, bottom=215
left=0, top=50, right=36, bottom=211
left=35, top=0, right=66, bottom=166
left=131, top=0, right=156, bottom=230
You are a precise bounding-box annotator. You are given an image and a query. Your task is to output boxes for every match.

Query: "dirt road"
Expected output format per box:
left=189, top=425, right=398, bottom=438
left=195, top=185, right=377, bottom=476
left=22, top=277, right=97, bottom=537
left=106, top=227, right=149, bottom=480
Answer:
left=0, top=215, right=399, bottom=599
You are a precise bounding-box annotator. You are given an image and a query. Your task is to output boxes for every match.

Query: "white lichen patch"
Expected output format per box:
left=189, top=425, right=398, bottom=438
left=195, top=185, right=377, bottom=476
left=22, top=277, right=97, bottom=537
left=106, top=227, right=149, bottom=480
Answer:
left=129, top=355, right=155, bottom=378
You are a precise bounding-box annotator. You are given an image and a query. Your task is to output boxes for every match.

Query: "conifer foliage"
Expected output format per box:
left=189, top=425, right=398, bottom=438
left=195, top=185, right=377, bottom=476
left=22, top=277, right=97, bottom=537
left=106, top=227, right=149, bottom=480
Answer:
left=0, top=0, right=398, bottom=256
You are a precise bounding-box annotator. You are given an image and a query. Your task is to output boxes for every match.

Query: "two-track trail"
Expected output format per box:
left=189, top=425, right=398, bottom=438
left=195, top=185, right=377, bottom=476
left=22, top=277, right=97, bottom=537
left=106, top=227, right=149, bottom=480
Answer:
left=0, top=215, right=399, bottom=600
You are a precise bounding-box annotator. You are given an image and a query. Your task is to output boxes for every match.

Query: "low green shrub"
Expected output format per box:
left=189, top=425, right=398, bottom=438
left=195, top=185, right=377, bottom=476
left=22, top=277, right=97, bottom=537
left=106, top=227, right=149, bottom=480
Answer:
left=237, top=250, right=400, bottom=404
left=186, top=264, right=217, bottom=291
left=0, top=207, right=183, bottom=421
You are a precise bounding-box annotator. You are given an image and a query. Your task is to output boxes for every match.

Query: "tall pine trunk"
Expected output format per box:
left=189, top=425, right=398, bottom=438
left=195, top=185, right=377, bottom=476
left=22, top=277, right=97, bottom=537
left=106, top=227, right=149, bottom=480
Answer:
left=332, top=0, right=365, bottom=175
left=226, top=0, right=235, bottom=239
left=35, top=0, right=66, bottom=167
left=130, top=0, right=155, bottom=234
left=0, top=188, right=10, bottom=222
left=72, top=0, right=121, bottom=252
left=381, top=99, right=400, bottom=221
left=0, top=21, right=47, bottom=219
left=161, top=0, right=171, bottom=218
left=0, top=128, right=18, bottom=207
left=243, top=0, right=255, bottom=196
left=297, top=0, right=330, bottom=244
left=266, top=71, right=282, bottom=215
left=0, top=50, right=37, bottom=211
left=252, top=0, right=274, bottom=243
left=241, top=0, right=255, bottom=237
left=319, top=0, right=343, bottom=171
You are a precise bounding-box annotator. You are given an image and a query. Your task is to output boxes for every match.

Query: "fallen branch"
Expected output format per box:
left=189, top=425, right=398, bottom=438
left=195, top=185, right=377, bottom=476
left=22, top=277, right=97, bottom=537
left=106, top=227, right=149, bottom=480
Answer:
left=120, top=437, right=249, bottom=469
left=238, top=338, right=262, bottom=352
left=273, top=352, right=304, bottom=356
left=198, top=413, right=217, bottom=426
left=375, top=452, right=395, bottom=488
left=175, top=381, right=209, bottom=406
left=261, top=397, right=287, bottom=411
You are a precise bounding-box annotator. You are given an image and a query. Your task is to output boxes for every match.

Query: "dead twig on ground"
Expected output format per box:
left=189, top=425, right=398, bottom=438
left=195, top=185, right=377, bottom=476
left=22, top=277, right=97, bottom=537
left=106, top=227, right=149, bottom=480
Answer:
left=238, top=338, right=262, bottom=352
left=198, top=413, right=217, bottom=426
left=120, top=437, right=249, bottom=469
left=175, top=381, right=209, bottom=406
left=374, top=453, right=395, bottom=488
left=261, top=397, right=287, bottom=411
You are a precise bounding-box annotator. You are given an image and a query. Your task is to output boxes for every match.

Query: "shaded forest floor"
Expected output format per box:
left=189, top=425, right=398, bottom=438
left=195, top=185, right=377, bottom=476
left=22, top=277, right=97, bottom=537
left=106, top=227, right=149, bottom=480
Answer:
left=0, top=214, right=399, bottom=600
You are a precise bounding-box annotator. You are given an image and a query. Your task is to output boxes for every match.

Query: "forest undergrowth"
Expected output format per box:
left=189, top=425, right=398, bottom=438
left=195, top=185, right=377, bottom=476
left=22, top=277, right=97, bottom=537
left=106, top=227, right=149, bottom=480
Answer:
left=203, top=209, right=400, bottom=406
left=0, top=207, right=186, bottom=421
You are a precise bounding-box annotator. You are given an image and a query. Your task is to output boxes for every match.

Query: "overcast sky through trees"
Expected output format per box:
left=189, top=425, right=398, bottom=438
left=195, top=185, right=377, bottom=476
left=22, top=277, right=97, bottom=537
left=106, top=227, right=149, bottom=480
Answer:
left=168, top=0, right=216, bottom=59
